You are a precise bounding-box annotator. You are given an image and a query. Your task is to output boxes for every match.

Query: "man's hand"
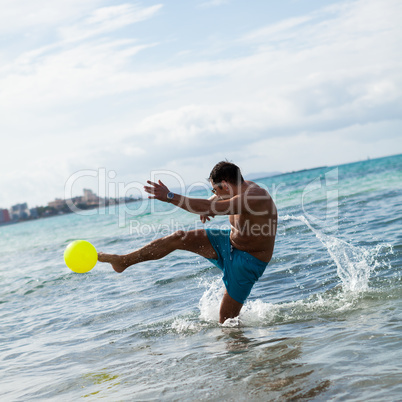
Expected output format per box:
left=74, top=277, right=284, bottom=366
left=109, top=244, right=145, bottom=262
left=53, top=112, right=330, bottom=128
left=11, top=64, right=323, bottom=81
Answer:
left=144, top=180, right=170, bottom=201
left=200, top=214, right=215, bottom=224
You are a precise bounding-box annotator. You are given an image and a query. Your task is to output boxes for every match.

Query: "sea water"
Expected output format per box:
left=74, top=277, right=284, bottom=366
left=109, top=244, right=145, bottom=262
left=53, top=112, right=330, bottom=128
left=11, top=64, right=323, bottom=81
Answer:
left=0, top=154, right=401, bottom=401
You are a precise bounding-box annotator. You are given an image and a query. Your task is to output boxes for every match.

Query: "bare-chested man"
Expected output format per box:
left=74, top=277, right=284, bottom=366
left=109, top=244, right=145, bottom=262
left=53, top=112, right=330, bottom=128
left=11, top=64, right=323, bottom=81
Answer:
left=98, top=161, right=277, bottom=323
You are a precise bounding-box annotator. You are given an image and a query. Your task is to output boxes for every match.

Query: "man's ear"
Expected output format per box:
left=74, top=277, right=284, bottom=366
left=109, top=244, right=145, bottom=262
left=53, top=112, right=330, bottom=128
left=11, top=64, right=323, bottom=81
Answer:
left=221, top=180, right=229, bottom=191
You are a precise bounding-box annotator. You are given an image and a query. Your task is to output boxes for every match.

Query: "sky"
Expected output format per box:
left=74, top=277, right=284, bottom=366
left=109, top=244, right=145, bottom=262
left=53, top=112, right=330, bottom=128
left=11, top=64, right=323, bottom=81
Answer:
left=1, top=0, right=401, bottom=208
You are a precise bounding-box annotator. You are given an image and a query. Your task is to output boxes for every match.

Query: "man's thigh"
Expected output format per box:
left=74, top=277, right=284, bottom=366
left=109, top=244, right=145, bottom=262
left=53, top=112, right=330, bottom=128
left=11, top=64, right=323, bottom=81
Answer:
left=178, top=229, right=218, bottom=260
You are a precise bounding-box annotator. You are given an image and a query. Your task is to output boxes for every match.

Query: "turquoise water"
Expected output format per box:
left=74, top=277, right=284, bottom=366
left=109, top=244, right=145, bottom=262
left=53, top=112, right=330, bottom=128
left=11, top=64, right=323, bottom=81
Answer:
left=1, top=154, right=401, bottom=400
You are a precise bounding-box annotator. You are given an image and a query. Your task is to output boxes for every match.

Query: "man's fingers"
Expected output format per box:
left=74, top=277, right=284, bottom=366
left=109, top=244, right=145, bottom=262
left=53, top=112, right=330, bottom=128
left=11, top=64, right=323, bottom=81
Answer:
left=145, top=179, right=169, bottom=201
left=144, top=186, right=155, bottom=193
left=200, top=215, right=211, bottom=223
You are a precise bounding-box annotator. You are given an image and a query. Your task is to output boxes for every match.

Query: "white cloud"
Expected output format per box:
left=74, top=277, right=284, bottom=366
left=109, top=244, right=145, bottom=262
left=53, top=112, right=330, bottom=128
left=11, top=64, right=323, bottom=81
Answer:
left=0, top=2, right=163, bottom=123
left=0, top=1, right=162, bottom=36
left=243, top=15, right=313, bottom=42
left=0, top=39, right=158, bottom=109
left=136, top=100, right=294, bottom=147
left=59, top=3, right=163, bottom=43
left=242, top=120, right=402, bottom=174
left=134, top=0, right=402, bottom=142
left=0, top=0, right=103, bottom=36
left=4, top=0, right=399, bottom=120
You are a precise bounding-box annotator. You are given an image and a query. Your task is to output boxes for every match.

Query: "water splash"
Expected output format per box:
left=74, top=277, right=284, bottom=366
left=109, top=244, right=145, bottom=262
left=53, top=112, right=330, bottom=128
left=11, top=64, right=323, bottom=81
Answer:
left=198, top=278, right=224, bottom=323
left=282, top=214, right=389, bottom=292
left=197, top=278, right=276, bottom=327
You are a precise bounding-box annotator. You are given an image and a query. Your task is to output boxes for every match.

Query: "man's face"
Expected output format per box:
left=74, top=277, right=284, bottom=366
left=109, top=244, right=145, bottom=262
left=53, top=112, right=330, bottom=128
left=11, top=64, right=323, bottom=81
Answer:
left=211, top=181, right=221, bottom=195
left=210, top=180, right=231, bottom=199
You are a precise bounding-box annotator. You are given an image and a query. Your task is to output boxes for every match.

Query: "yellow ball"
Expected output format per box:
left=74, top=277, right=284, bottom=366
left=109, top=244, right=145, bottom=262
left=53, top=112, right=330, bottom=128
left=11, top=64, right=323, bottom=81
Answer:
left=64, top=240, right=97, bottom=273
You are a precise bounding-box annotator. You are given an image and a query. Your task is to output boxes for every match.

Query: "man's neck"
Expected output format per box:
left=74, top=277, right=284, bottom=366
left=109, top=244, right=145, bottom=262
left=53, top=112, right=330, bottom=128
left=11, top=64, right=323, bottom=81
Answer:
left=231, top=181, right=248, bottom=197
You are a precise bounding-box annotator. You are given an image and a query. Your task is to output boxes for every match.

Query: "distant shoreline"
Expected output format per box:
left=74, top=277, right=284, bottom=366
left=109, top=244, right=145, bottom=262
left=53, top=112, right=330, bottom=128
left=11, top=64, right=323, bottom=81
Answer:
left=0, top=198, right=142, bottom=227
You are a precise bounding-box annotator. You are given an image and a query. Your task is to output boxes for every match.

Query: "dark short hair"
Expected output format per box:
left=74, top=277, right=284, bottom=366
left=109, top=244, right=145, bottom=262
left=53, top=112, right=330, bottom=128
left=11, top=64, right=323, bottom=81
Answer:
left=209, top=161, right=244, bottom=185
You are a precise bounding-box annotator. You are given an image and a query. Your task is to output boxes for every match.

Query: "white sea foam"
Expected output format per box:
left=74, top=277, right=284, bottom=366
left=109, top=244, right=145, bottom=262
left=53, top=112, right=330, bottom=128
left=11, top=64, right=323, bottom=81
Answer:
left=196, top=276, right=364, bottom=328
left=171, top=318, right=200, bottom=334
left=239, top=299, right=278, bottom=326
left=197, top=278, right=276, bottom=326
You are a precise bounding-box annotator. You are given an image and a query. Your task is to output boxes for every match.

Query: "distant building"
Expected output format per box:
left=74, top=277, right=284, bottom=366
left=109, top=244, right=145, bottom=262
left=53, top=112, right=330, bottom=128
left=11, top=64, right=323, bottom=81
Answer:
left=10, top=203, right=30, bottom=220
left=0, top=209, right=11, bottom=223
left=68, top=196, right=83, bottom=204
left=83, top=189, right=100, bottom=205
left=69, top=196, right=83, bottom=206
left=48, top=198, right=65, bottom=210
left=30, top=208, right=39, bottom=219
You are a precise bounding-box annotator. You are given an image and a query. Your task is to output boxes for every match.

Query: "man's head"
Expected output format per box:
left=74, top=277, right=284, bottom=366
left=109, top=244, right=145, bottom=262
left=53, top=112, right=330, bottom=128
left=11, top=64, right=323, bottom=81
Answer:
left=209, top=161, right=244, bottom=188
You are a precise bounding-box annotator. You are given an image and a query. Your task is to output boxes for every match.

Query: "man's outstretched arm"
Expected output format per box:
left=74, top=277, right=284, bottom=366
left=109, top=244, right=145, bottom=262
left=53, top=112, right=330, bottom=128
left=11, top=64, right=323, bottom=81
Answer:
left=144, top=180, right=215, bottom=215
left=144, top=180, right=265, bottom=216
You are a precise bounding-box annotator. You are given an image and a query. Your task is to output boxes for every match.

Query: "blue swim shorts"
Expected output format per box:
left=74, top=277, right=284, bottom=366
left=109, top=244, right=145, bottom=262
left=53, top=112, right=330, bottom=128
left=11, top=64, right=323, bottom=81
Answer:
left=205, top=228, right=268, bottom=304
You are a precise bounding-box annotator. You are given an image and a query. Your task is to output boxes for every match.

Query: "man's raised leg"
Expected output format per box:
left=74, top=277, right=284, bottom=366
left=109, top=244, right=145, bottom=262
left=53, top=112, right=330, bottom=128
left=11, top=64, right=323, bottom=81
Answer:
left=98, top=229, right=217, bottom=273
left=98, top=229, right=244, bottom=323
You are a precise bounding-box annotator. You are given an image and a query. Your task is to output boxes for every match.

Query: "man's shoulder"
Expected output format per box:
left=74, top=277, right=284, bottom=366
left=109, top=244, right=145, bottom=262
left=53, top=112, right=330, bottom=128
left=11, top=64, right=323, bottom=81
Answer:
left=244, top=181, right=269, bottom=197
left=240, top=181, right=274, bottom=214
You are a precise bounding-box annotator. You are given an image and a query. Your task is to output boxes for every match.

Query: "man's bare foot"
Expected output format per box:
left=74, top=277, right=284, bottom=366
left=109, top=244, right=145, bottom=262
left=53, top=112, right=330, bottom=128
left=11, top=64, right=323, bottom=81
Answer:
left=98, top=252, right=129, bottom=273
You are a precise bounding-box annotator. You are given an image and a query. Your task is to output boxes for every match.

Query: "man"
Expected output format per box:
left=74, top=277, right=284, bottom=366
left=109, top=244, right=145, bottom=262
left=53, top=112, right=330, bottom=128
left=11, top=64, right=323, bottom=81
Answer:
left=98, top=161, right=277, bottom=323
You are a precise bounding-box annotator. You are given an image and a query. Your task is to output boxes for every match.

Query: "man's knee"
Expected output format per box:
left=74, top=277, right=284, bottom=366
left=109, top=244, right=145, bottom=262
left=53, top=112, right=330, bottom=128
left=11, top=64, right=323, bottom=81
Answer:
left=171, top=230, right=187, bottom=246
